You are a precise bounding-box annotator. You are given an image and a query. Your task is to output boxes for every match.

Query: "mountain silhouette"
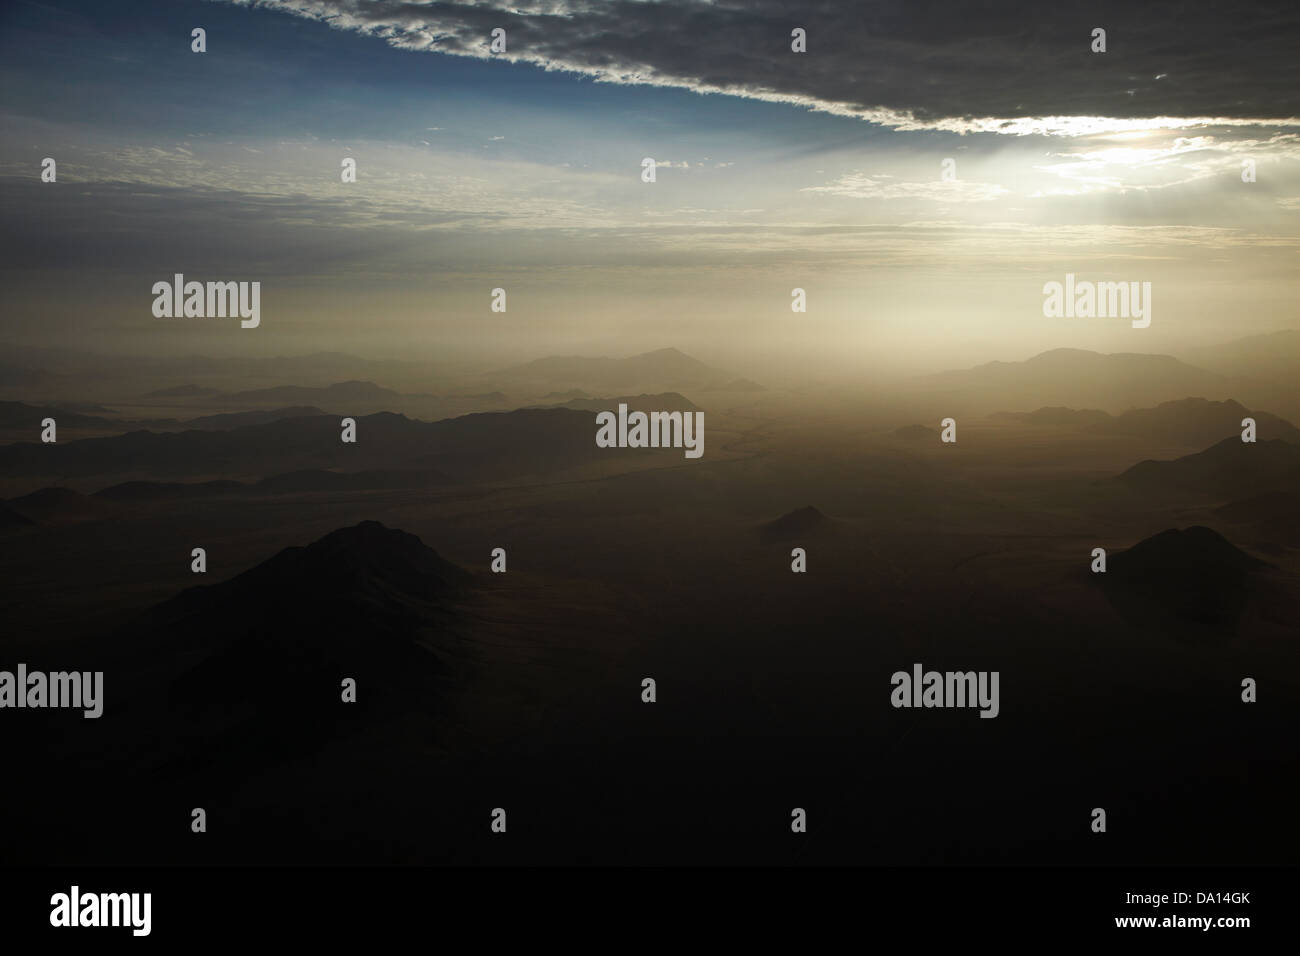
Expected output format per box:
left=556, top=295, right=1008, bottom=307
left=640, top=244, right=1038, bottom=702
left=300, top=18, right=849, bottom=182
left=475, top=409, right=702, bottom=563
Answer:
left=5, top=486, right=114, bottom=524
left=1213, top=491, right=1300, bottom=547
left=91, top=468, right=451, bottom=502
left=1119, top=437, right=1300, bottom=498
left=992, top=406, right=1110, bottom=426
left=143, top=384, right=222, bottom=398
left=182, top=406, right=328, bottom=429
left=226, top=380, right=405, bottom=406
left=1089, top=398, right=1300, bottom=445
left=499, top=347, right=724, bottom=388
left=536, top=391, right=703, bottom=413
left=994, top=399, right=1300, bottom=444
left=704, top=378, right=765, bottom=392
left=0, top=501, right=34, bottom=529
left=0, top=400, right=125, bottom=432
left=121, top=522, right=474, bottom=777
left=1180, top=330, right=1300, bottom=384
left=1100, top=526, right=1270, bottom=643
left=919, top=349, right=1230, bottom=414
left=759, top=506, right=837, bottom=543
left=0, top=406, right=636, bottom=481
left=94, top=479, right=246, bottom=502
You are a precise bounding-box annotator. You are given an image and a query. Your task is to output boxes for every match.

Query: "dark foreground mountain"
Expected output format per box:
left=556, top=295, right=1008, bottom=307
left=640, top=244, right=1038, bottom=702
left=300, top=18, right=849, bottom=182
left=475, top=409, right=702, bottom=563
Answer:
left=0, top=500, right=34, bottom=528
left=1100, top=526, right=1271, bottom=644
left=107, top=523, right=473, bottom=779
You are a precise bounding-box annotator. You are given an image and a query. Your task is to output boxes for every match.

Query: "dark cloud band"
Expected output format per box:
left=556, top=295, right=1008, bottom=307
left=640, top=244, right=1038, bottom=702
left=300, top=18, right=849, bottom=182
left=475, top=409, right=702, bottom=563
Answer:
left=230, top=0, right=1300, bottom=130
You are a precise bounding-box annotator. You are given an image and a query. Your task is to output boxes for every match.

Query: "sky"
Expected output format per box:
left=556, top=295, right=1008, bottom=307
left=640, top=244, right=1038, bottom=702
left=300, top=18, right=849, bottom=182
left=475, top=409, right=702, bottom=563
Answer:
left=1, top=0, right=1297, bottom=372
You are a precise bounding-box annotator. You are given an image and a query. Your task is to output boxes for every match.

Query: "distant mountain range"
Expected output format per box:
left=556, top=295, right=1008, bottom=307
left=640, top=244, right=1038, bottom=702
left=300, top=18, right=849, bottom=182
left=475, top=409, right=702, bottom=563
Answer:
left=499, top=347, right=733, bottom=390
left=0, top=406, right=647, bottom=484
left=922, top=348, right=1234, bottom=413
left=997, top=397, right=1300, bottom=446
left=144, top=384, right=223, bottom=399
left=1179, top=330, right=1300, bottom=385
left=0, top=469, right=455, bottom=526
left=220, top=380, right=409, bottom=405
left=0, top=400, right=161, bottom=432
left=532, top=392, right=703, bottom=413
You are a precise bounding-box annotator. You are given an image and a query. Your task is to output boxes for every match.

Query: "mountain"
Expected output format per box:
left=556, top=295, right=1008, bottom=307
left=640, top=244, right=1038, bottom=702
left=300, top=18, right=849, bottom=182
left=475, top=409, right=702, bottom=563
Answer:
left=992, top=406, right=1111, bottom=426
left=758, top=506, right=838, bottom=543
left=1100, top=526, right=1270, bottom=643
left=535, top=392, right=703, bottom=413
left=499, top=348, right=725, bottom=389
left=182, top=406, right=328, bottom=429
left=1180, top=330, right=1300, bottom=384
left=252, top=468, right=451, bottom=493
left=0, top=407, right=639, bottom=482
left=226, top=380, right=404, bottom=406
left=991, top=398, right=1300, bottom=445
left=92, top=468, right=450, bottom=501
left=0, top=501, right=35, bottom=529
left=1091, top=398, right=1300, bottom=445
left=1215, top=491, right=1300, bottom=526
left=704, top=378, right=766, bottom=392
left=918, top=349, right=1231, bottom=414
left=0, top=362, right=54, bottom=388
left=1213, top=492, right=1300, bottom=547
left=144, top=384, right=223, bottom=398
left=117, top=522, right=473, bottom=776
left=0, top=400, right=120, bottom=431
left=1118, top=437, right=1300, bottom=498
left=94, top=479, right=246, bottom=502
left=4, top=486, right=115, bottom=524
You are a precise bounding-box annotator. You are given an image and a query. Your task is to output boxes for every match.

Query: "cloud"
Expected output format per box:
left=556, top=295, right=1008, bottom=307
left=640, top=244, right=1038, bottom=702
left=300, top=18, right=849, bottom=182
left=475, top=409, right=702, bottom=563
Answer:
left=802, top=172, right=1009, bottom=202
left=223, top=0, right=1300, bottom=134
